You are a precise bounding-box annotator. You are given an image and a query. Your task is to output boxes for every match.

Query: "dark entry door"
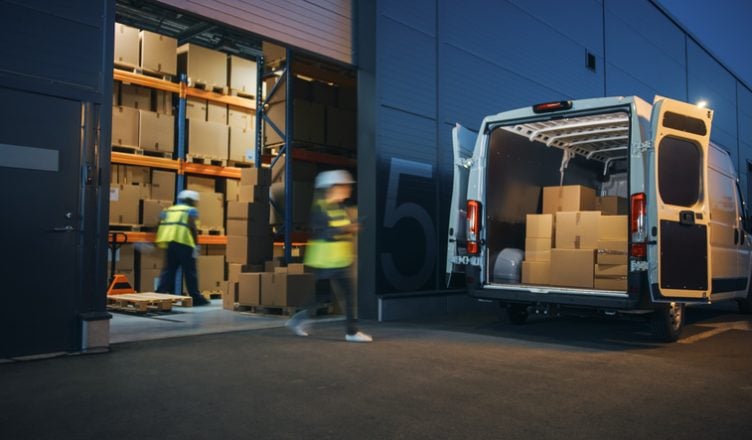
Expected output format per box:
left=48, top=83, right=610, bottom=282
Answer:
left=0, top=87, right=83, bottom=358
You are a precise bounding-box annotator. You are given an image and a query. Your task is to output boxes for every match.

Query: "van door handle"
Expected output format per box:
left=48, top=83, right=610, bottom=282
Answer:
left=52, top=225, right=75, bottom=232
left=679, top=210, right=695, bottom=225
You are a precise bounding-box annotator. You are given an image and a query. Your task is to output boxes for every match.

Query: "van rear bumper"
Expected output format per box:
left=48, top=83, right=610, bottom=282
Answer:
left=470, top=284, right=639, bottom=309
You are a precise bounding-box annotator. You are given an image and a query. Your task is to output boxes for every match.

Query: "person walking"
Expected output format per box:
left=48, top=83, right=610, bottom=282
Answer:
left=155, top=190, right=210, bottom=306
left=286, top=170, right=372, bottom=342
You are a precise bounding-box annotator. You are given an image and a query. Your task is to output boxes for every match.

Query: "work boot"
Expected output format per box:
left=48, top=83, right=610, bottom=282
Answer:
left=193, top=296, right=211, bottom=306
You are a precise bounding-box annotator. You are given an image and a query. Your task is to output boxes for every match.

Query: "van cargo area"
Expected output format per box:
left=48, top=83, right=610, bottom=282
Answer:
left=484, top=111, right=630, bottom=293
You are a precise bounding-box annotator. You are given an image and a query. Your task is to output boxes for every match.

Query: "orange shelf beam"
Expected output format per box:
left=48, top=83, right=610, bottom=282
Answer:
left=109, top=231, right=227, bottom=245
left=182, top=162, right=242, bottom=179
left=111, top=152, right=179, bottom=170
left=184, top=87, right=256, bottom=111
left=114, top=69, right=180, bottom=94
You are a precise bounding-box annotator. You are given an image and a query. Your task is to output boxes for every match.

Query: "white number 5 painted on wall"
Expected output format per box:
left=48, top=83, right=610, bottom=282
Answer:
left=380, top=157, right=436, bottom=291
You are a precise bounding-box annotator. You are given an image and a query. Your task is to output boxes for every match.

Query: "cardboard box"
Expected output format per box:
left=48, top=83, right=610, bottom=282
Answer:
left=543, top=185, right=596, bottom=214
left=139, top=110, right=174, bottom=153
left=114, top=23, right=139, bottom=67
left=239, top=184, right=269, bottom=204
left=198, top=192, right=224, bottom=230
left=524, top=237, right=552, bottom=262
left=120, top=83, right=152, bottom=110
left=229, top=106, right=253, bottom=131
left=526, top=214, right=554, bottom=238
left=240, top=167, right=271, bottom=186
left=262, top=272, right=315, bottom=307
left=108, top=244, right=135, bottom=272
left=550, top=249, right=595, bottom=288
left=207, top=102, right=228, bottom=124
left=154, top=90, right=174, bottom=116
left=224, top=282, right=238, bottom=310
left=226, top=234, right=274, bottom=264
left=186, top=175, right=215, bottom=193
left=111, top=165, right=149, bottom=185
left=599, top=215, right=628, bottom=241
left=311, top=81, right=337, bottom=106
left=522, top=260, right=550, bottom=285
left=139, top=30, right=177, bottom=76
left=186, top=98, right=207, bottom=121
left=229, top=55, right=258, bottom=96
left=113, top=80, right=120, bottom=106
left=226, top=201, right=271, bottom=225
left=139, top=269, right=162, bottom=292
left=555, top=211, right=601, bottom=249
left=265, top=259, right=282, bottom=272
left=198, top=255, right=225, bottom=293
left=326, top=105, right=356, bottom=148
left=228, top=263, right=244, bottom=283
left=229, top=125, right=256, bottom=163
left=594, top=277, right=628, bottom=291
left=151, top=170, right=175, bottom=201
left=597, top=240, right=628, bottom=265
left=269, top=181, right=315, bottom=225
left=595, top=264, right=628, bottom=277
left=109, top=184, right=142, bottom=224
left=177, top=43, right=228, bottom=90
left=265, top=99, right=325, bottom=145
left=188, top=119, right=229, bottom=159
left=596, top=196, right=628, bottom=215
left=112, top=106, right=139, bottom=147
left=237, top=272, right=262, bottom=305
left=139, top=248, right=165, bottom=270
left=140, top=199, right=172, bottom=227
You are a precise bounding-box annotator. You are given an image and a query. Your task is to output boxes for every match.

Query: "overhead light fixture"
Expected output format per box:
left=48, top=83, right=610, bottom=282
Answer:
left=697, top=100, right=708, bottom=108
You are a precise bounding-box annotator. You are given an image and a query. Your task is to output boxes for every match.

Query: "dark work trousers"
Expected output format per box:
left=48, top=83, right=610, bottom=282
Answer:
left=156, top=242, right=200, bottom=299
left=291, top=267, right=358, bottom=335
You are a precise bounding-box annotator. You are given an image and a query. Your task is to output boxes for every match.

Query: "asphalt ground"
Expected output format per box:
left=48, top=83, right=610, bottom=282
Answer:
left=1, top=302, right=751, bottom=440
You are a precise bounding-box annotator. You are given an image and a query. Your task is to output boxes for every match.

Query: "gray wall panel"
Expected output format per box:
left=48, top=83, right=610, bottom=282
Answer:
left=605, top=65, right=659, bottom=103
left=381, top=0, right=436, bottom=36
left=740, top=85, right=752, bottom=150
left=687, top=40, right=737, bottom=144
left=378, top=16, right=437, bottom=118
left=605, top=0, right=684, bottom=64
left=605, top=10, right=686, bottom=100
left=377, top=107, right=437, bottom=164
left=156, top=0, right=352, bottom=63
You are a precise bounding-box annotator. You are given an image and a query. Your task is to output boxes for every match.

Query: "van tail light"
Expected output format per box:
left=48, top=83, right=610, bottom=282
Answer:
left=630, top=193, right=647, bottom=259
left=466, top=200, right=482, bottom=255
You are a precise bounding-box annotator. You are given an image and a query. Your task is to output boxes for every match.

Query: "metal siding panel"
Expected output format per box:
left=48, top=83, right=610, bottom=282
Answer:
left=381, top=0, right=436, bottom=36
left=378, top=17, right=436, bottom=118
left=508, top=0, right=603, bottom=55
left=605, top=0, right=684, bottom=66
left=605, top=65, right=658, bottom=103
left=156, top=0, right=352, bottom=64
left=0, top=2, right=103, bottom=94
left=7, top=0, right=104, bottom=26
left=687, top=41, right=737, bottom=142
left=605, top=10, right=686, bottom=100
left=441, top=0, right=603, bottom=99
left=377, top=107, right=437, bottom=165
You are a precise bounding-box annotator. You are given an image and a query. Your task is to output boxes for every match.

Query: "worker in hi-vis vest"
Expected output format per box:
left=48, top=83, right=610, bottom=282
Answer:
left=285, top=170, right=372, bottom=342
left=155, top=190, right=210, bottom=306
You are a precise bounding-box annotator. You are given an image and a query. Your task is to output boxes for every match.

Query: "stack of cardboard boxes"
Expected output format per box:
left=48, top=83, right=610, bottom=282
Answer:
left=185, top=175, right=225, bottom=232
left=522, top=185, right=628, bottom=290
left=109, top=166, right=176, bottom=225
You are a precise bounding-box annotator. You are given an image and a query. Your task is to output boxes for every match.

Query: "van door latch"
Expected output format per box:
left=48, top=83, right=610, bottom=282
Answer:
left=679, top=210, right=695, bottom=225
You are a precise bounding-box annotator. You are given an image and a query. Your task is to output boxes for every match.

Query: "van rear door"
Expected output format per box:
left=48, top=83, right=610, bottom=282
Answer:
left=446, top=123, right=478, bottom=280
left=650, top=97, right=714, bottom=301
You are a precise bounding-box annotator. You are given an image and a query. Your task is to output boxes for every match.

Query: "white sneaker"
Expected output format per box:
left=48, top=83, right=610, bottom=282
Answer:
left=345, top=331, right=373, bottom=343
left=285, top=319, right=309, bottom=337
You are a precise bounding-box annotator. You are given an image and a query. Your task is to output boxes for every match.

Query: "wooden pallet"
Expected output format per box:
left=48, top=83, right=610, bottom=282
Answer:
left=185, top=154, right=227, bottom=167
left=109, top=223, right=143, bottom=232
left=198, top=226, right=225, bottom=236
left=107, top=293, right=174, bottom=313
left=229, top=89, right=255, bottom=100
left=138, top=292, right=193, bottom=308
left=202, top=290, right=224, bottom=300
left=226, top=160, right=255, bottom=168
left=112, top=144, right=174, bottom=159
left=115, top=65, right=174, bottom=82
left=187, top=79, right=228, bottom=95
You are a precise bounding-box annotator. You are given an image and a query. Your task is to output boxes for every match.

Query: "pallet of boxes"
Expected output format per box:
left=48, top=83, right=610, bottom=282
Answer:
left=225, top=168, right=317, bottom=313
left=522, top=185, right=628, bottom=290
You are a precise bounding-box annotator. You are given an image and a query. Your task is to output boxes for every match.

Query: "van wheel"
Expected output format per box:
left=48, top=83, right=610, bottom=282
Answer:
left=737, top=284, right=752, bottom=314
left=650, top=303, right=685, bottom=342
left=506, top=304, right=529, bottom=325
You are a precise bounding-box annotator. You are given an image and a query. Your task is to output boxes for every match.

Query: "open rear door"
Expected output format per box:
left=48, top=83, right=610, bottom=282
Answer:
left=446, top=124, right=478, bottom=281
left=650, top=97, right=713, bottom=301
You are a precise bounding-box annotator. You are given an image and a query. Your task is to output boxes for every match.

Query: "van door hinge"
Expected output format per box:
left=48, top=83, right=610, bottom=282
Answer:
left=455, top=158, right=473, bottom=168
left=630, top=260, right=648, bottom=271
left=635, top=141, right=653, bottom=154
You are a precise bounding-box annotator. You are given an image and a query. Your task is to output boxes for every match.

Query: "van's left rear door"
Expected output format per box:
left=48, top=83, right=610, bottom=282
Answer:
left=446, top=124, right=477, bottom=282
left=650, top=97, right=713, bottom=301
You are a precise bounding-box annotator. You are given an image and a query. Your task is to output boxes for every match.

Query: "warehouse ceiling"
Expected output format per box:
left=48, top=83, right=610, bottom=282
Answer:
left=116, top=0, right=263, bottom=60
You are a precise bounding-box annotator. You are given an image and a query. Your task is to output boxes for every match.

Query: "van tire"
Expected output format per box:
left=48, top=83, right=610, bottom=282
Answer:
left=506, top=304, right=529, bottom=325
left=650, top=303, right=685, bottom=342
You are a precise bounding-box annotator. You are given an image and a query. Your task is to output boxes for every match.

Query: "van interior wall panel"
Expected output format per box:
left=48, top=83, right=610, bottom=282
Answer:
left=441, top=0, right=604, bottom=100
left=604, top=9, right=686, bottom=102
left=155, top=0, right=352, bottom=64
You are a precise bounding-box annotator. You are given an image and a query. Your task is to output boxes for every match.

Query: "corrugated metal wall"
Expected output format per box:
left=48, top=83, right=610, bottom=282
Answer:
left=368, top=0, right=752, bottom=303
left=155, top=0, right=352, bottom=64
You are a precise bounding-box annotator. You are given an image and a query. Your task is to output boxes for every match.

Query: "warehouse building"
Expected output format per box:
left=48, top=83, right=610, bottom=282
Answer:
left=1, top=0, right=750, bottom=359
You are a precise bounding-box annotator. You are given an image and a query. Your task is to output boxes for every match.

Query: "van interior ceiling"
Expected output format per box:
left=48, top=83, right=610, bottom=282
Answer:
left=485, top=111, right=630, bottom=284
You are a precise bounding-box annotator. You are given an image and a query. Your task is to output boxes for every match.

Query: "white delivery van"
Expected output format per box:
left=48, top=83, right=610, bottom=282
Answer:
left=447, top=96, right=752, bottom=341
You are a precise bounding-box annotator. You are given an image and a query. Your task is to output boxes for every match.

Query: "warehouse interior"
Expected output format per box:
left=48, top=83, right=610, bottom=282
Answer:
left=108, top=0, right=358, bottom=340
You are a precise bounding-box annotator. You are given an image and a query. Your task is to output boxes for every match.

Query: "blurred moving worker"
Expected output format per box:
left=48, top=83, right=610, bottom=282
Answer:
left=286, top=170, right=372, bottom=342
left=155, top=190, right=211, bottom=306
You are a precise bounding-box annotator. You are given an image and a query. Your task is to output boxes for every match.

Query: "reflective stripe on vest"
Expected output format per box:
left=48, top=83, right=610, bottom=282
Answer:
left=155, top=205, right=195, bottom=248
left=304, top=203, right=353, bottom=269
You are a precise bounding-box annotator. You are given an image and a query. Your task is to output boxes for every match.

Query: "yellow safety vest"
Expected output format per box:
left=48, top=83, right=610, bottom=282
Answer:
left=155, top=205, right=196, bottom=248
left=304, top=202, right=353, bottom=269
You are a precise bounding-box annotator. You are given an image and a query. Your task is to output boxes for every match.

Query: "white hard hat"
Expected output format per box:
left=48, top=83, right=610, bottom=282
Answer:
left=178, top=190, right=200, bottom=202
left=314, top=170, right=355, bottom=189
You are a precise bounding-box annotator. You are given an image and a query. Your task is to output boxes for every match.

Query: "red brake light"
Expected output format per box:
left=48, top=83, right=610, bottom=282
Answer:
left=466, top=200, right=481, bottom=255
left=533, top=100, right=573, bottom=113
left=630, top=193, right=647, bottom=259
